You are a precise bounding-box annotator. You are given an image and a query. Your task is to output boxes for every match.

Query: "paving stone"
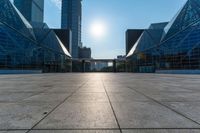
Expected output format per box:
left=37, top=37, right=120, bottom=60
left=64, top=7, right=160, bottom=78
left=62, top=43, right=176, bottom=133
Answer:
left=68, top=93, right=109, bottom=103
left=23, top=92, right=71, bottom=103
left=77, top=87, right=105, bottom=93
left=108, top=92, right=150, bottom=102
left=105, top=87, right=133, bottom=93
left=122, top=129, right=200, bottom=133
left=30, top=130, right=120, bottom=133
left=34, top=102, right=118, bottom=129
left=147, top=92, right=200, bottom=102
left=112, top=102, right=200, bottom=128
left=0, top=102, right=57, bottom=129
left=163, top=102, right=200, bottom=124
left=0, top=131, right=27, bottom=133
left=0, top=73, right=200, bottom=131
left=0, top=92, right=36, bottom=102
left=47, top=87, right=79, bottom=93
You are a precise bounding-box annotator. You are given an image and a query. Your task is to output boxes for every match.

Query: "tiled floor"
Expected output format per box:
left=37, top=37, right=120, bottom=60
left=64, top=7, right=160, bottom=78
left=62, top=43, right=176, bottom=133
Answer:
left=0, top=73, right=200, bottom=133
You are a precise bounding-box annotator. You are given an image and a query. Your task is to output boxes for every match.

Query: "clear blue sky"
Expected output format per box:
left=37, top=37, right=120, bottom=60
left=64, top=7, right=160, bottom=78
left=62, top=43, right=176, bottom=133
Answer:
left=13, top=0, right=188, bottom=59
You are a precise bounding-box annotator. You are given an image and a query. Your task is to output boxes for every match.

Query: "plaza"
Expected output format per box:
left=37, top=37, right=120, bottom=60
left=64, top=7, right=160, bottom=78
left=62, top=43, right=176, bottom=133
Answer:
left=0, top=73, right=200, bottom=132
left=1, top=1, right=200, bottom=132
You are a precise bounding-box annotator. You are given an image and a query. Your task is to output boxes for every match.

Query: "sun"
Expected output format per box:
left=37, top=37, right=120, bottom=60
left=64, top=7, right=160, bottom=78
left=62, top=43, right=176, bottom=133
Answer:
left=90, top=21, right=107, bottom=39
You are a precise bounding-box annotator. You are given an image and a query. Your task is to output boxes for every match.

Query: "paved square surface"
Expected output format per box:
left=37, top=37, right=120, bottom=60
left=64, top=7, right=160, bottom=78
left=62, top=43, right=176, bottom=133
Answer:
left=0, top=73, right=200, bottom=133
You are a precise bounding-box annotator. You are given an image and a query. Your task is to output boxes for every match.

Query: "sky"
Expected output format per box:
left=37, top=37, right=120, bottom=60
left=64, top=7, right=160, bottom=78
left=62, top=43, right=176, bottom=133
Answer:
left=13, top=0, right=188, bottom=59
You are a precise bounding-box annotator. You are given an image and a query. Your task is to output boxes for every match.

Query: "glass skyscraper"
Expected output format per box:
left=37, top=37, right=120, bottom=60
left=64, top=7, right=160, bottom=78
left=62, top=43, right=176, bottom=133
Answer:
left=14, top=0, right=44, bottom=23
left=61, top=0, right=82, bottom=58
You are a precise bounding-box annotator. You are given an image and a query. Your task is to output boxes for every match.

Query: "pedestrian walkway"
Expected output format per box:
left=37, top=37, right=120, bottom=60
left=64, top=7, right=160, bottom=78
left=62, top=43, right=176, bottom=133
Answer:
left=0, top=73, right=200, bottom=133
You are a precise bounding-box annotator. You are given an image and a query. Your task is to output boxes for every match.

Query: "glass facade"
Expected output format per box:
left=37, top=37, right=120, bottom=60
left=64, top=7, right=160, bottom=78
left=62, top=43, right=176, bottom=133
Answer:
left=127, top=0, right=200, bottom=73
left=14, top=0, right=44, bottom=23
left=0, top=0, right=71, bottom=72
left=61, top=0, right=82, bottom=58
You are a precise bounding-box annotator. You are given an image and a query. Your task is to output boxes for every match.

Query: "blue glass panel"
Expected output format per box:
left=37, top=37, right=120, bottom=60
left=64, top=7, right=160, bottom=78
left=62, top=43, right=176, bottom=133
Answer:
left=0, top=0, right=35, bottom=40
left=163, top=0, right=200, bottom=41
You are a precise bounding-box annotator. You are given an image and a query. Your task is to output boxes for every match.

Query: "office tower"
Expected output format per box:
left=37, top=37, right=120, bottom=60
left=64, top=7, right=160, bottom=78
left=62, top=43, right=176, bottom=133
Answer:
left=61, top=0, right=82, bottom=58
left=126, top=30, right=144, bottom=55
left=14, top=0, right=44, bottom=23
left=79, top=47, right=91, bottom=59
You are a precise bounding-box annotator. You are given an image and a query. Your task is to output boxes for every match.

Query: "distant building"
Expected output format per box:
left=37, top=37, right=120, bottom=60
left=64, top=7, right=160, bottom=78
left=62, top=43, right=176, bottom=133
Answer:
left=53, top=29, right=72, bottom=54
left=79, top=47, right=91, bottom=59
left=14, top=0, right=44, bottom=23
left=61, top=0, right=82, bottom=58
left=126, top=30, right=144, bottom=55
left=91, top=62, right=108, bottom=71
left=117, top=55, right=126, bottom=60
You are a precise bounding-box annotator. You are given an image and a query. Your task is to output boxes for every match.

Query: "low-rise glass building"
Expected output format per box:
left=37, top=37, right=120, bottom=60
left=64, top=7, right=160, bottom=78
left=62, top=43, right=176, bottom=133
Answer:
left=126, top=0, right=200, bottom=73
left=0, top=0, right=71, bottom=72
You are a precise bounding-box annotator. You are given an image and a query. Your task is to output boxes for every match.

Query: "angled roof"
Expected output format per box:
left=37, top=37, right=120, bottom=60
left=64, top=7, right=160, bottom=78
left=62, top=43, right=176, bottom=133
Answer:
left=162, top=0, right=200, bottom=41
left=0, top=0, right=71, bottom=58
left=36, top=29, right=72, bottom=57
left=32, top=23, right=71, bottom=57
left=0, top=0, right=36, bottom=40
left=127, top=22, right=168, bottom=57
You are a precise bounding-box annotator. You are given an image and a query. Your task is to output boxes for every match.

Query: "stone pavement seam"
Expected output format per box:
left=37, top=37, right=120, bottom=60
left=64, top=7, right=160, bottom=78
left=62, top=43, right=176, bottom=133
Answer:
left=2, top=127, right=200, bottom=131
left=25, top=80, right=88, bottom=133
left=127, top=86, right=200, bottom=127
left=101, top=77, right=123, bottom=133
left=19, top=88, right=52, bottom=103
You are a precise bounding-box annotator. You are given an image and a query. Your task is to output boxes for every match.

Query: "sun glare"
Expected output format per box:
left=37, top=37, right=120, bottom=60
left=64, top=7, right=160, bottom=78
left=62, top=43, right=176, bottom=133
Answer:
left=90, top=21, right=107, bottom=39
